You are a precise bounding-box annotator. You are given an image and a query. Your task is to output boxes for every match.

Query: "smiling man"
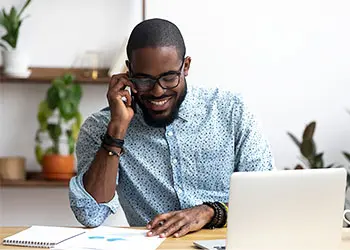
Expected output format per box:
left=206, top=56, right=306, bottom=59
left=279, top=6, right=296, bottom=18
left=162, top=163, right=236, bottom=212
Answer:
left=69, top=18, right=274, bottom=238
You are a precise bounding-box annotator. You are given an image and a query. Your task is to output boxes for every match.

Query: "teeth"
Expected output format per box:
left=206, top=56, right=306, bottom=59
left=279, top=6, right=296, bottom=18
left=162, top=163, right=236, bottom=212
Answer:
left=150, top=99, right=168, bottom=106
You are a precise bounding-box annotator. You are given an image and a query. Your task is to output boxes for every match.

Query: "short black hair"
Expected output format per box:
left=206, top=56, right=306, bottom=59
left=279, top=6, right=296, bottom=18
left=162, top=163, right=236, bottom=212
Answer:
left=126, top=18, right=186, bottom=61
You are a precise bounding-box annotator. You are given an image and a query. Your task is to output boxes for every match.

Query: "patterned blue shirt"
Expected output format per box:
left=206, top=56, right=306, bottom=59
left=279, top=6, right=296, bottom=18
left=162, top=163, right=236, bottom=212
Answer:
left=69, top=85, right=274, bottom=227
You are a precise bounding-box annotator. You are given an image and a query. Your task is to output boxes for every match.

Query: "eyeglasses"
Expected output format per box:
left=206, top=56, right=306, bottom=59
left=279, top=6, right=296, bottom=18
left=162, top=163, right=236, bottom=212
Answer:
left=129, top=60, right=184, bottom=92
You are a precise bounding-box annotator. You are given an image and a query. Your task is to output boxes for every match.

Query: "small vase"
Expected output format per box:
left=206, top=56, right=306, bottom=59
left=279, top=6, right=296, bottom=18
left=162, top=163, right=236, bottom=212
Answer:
left=2, top=49, right=31, bottom=78
left=42, top=154, right=75, bottom=180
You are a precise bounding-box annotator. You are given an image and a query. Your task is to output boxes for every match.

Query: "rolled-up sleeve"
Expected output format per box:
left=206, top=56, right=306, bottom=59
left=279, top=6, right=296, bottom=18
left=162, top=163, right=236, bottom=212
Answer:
left=69, top=113, right=120, bottom=227
left=233, top=95, right=275, bottom=172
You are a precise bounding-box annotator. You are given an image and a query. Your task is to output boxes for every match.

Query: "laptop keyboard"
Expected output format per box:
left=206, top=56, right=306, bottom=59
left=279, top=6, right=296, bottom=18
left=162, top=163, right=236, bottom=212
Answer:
left=214, top=247, right=226, bottom=250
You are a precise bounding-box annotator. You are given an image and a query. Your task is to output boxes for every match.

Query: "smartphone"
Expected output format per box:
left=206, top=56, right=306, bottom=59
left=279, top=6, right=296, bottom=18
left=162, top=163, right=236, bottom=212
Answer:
left=122, top=86, right=136, bottom=113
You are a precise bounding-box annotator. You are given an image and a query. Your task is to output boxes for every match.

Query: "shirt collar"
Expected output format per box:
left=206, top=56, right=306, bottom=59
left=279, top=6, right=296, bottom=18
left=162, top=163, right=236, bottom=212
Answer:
left=177, top=85, right=203, bottom=122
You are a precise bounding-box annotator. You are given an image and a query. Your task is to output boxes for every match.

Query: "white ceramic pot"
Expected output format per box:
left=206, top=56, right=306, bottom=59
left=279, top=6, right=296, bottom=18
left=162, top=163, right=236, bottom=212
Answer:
left=2, top=49, right=31, bottom=78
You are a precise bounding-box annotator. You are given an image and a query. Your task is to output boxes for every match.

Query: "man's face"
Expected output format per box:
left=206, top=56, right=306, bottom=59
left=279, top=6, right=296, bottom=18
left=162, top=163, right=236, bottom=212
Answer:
left=128, top=47, right=191, bottom=127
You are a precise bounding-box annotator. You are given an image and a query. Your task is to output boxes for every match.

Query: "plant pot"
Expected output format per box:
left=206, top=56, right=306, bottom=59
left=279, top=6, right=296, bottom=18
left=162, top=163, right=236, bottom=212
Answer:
left=0, top=156, right=26, bottom=180
left=2, top=50, right=31, bottom=78
left=42, top=154, right=75, bottom=180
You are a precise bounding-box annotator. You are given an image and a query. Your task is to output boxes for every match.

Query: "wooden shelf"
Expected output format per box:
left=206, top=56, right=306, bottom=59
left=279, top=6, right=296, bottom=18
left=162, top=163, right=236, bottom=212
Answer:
left=0, top=172, right=72, bottom=187
left=0, top=67, right=110, bottom=84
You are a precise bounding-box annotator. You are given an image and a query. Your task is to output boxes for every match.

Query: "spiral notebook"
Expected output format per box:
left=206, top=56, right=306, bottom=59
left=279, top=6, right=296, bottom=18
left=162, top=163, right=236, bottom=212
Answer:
left=2, top=225, right=86, bottom=248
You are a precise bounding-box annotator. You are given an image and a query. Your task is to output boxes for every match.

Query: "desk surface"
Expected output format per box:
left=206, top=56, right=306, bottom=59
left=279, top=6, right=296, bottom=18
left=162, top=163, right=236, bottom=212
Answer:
left=0, top=227, right=350, bottom=250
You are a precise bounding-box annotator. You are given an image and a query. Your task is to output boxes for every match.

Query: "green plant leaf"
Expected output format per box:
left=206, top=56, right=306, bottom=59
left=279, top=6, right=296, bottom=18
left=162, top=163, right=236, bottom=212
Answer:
left=314, top=153, right=324, bottom=168
left=66, top=130, right=75, bottom=154
left=76, top=112, right=82, bottom=127
left=52, top=78, right=65, bottom=86
left=37, top=100, right=52, bottom=130
left=18, top=0, right=32, bottom=18
left=53, top=79, right=67, bottom=99
left=63, top=73, right=76, bottom=84
left=343, top=152, right=350, bottom=163
left=44, top=147, right=54, bottom=155
left=72, top=118, right=80, bottom=141
left=301, top=140, right=314, bottom=158
left=287, top=132, right=301, bottom=147
left=59, top=101, right=77, bottom=121
left=47, top=85, right=60, bottom=109
left=35, top=144, right=43, bottom=165
left=9, top=7, right=19, bottom=27
left=2, top=33, right=16, bottom=48
left=303, top=121, right=316, bottom=140
left=70, top=84, right=82, bottom=104
left=0, top=11, right=4, bottom=25
left=1, top=9, right=11, bottom=30
left=47, top=123, right=62, bottom=142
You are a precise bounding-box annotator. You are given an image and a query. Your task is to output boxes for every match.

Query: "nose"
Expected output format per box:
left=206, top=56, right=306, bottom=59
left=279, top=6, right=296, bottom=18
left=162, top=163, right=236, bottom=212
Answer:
left=149, top=80, right=165, bottom=97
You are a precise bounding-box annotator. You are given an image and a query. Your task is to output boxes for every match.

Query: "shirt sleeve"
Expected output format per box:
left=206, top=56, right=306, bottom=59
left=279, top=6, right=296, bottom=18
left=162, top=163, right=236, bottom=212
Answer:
left=232, top=95, right=275, bottom=172
left=69, top=113, right=120, bottom=227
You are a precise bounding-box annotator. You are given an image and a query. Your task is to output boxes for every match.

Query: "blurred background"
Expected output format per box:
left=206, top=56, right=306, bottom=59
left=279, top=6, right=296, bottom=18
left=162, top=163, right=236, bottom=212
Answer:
left=0, top=0, right=350, bottom=227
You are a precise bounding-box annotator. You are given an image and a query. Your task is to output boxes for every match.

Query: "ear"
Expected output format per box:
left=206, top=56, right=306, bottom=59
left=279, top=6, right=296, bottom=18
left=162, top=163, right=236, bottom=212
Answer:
left=183, top=56, right=191, bottom=77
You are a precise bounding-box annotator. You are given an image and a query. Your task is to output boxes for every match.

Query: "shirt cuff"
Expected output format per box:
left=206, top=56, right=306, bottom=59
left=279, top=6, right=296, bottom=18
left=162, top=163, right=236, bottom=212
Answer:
left=69, top=174, right=119, bottom=213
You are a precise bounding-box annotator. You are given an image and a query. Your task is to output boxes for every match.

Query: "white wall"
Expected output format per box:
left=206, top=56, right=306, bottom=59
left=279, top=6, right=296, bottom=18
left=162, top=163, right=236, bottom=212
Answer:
left=147, top=0, right=350, bottom=169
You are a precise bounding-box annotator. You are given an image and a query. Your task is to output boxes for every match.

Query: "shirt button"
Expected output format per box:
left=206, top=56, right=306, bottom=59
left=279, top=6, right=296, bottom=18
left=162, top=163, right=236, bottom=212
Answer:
left=172, top=159, right=178, bottom=165
left=167, top=131, right=173, bottom=137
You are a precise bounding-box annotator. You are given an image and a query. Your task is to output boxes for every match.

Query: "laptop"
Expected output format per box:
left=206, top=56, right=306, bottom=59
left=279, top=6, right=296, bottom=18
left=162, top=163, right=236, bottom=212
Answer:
left=194, top=168, right=347, bottom=250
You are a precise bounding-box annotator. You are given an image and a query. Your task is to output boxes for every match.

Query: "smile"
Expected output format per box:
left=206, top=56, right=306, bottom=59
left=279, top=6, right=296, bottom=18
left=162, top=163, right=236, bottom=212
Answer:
left=149, top=99, right=169, bottom=106
left=144, top=97, right=173, bottom=112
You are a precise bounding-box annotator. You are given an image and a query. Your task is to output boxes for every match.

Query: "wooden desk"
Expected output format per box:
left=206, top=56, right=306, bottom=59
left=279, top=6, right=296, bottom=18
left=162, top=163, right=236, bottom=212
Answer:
left=0, top=227, right=349, bottom=250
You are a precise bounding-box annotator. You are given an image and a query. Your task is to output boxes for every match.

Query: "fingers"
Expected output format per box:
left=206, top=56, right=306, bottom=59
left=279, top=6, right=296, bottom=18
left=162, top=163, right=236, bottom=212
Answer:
left=173, top=224, right=191, bottom=238
left=109, top=74, right=137, bottom=93
left=117, top=90, right=132, bottom=107
left=148, top=213, right=184, bottom=238
left=107, top=86, right=132, bottom=105
left=147, top=206, right=212, bottom=238
left=161, top=218, right=188, bottom=238
left=147, top=212, right=174, bottom=232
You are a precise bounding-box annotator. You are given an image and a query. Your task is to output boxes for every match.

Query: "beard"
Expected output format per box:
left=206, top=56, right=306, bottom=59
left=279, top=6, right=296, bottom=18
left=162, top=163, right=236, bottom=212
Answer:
left=135, top=81, right=188, bottom=128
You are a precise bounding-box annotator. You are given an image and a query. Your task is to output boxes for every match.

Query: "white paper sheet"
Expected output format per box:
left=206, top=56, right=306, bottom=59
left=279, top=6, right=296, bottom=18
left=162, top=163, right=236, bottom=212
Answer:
left=51, top=226, right=165, bottom=250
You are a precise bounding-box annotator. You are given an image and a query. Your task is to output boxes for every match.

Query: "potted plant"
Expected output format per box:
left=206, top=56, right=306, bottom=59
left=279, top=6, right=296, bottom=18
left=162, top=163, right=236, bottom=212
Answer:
left=287, top=121, right=350, bottom=183
left=286, top=121, right=335, bottom=169
left=0, top=0, right=32, bottom=77
left=35, top=74, right=83, bottom=180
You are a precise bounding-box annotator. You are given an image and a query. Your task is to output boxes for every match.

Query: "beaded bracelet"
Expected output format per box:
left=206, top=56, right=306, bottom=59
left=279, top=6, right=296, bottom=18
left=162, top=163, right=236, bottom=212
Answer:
left=216, top=202, right=228, bottom=228
left=203, top=202, right=226, bottom=229
left=220, top=202, right=229, bottom=227
left=101, top=133, right=124, bottom=148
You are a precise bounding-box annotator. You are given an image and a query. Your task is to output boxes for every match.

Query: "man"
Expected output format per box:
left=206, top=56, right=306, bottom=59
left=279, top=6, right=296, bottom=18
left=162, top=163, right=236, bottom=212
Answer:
left=69, top=18, right=274, bottom=238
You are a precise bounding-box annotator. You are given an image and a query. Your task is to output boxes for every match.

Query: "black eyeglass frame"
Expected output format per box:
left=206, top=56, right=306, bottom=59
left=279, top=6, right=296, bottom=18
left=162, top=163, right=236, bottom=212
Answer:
left=128, top=58, right=185, bottom=91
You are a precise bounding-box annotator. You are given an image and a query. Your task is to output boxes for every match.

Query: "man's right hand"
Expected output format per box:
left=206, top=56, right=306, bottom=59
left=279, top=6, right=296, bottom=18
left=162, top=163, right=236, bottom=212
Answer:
left=106, top=73, right=137, bottom=139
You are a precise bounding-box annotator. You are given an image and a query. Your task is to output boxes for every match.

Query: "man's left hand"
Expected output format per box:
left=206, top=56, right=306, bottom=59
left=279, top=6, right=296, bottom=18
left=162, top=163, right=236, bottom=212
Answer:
left=146, top=205, right=214, bottom=238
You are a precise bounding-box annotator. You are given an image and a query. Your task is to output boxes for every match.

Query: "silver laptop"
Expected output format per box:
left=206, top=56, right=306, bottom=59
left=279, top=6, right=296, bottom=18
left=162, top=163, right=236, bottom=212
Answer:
left=194, top=168, right=347, bottom=250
